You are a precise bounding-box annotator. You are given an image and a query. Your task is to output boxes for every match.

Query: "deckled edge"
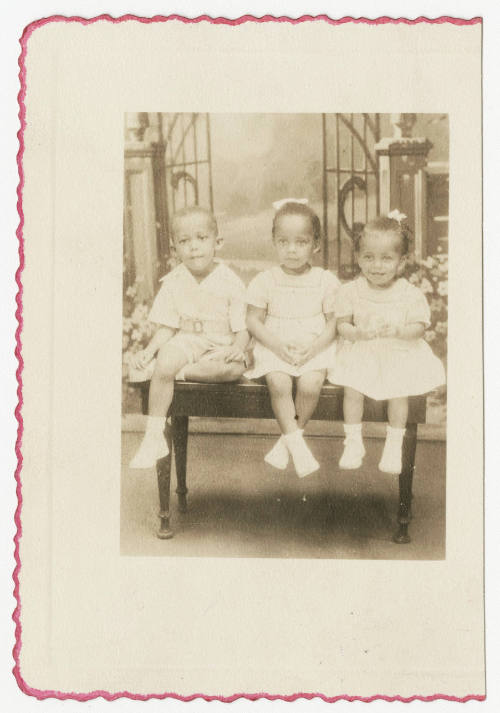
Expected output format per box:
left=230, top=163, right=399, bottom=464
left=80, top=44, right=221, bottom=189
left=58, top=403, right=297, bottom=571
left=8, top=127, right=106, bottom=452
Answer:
left=12, top=12, right=485, bottom=703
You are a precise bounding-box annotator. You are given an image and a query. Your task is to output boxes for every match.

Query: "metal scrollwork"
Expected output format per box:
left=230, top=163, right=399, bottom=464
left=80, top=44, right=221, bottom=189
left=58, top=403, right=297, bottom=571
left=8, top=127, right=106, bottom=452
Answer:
left=338, top=176, right=367, bottom=240
left=171, top=171, right=199, bottom=203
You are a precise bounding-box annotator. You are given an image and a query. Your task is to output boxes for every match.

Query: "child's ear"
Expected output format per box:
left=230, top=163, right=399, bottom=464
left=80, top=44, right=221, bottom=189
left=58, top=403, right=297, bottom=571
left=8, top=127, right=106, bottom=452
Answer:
left=313, top=240, right=321, bottom=254
left=215, top=235, right=224, bottom=251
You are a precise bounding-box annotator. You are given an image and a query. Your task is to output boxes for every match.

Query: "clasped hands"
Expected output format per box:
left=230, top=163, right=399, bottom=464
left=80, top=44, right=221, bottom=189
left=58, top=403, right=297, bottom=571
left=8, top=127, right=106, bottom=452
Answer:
left=354, top=320, right=400, bottom=341
left=275, top=341, right=316, bottom=367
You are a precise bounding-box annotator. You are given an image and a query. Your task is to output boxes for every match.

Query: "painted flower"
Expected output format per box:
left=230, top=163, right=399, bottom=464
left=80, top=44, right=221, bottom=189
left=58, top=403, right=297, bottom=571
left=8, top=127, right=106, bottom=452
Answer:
left=437, top=280, right=448, bottom=296
left=429, top=297, right=445, bottom=313
left=420, top=277, right=434, bottom=294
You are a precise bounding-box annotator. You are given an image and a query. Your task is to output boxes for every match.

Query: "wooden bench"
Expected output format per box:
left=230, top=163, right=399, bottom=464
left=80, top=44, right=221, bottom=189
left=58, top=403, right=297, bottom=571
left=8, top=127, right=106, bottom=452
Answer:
left=134, top=380, right=426, bottom=544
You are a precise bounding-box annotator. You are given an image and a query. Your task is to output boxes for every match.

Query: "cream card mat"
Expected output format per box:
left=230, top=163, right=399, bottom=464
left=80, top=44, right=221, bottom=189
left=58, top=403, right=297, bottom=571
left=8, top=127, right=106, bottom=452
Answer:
left=16, top=16, right=483, bottom=700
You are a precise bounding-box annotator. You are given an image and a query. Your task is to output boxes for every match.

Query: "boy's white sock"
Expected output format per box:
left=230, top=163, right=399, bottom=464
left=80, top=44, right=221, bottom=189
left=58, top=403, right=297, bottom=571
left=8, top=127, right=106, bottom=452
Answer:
left=339, top=423, right=365, bottom=470
left=264, top=429, right=303, bottom=470
left=175, top=366, right=187, bottom=381
left=130, top=416, right=169, bottom=469
left=379, top=425, right=406, bottom=474
left=284, top=429, right=319, bottom=478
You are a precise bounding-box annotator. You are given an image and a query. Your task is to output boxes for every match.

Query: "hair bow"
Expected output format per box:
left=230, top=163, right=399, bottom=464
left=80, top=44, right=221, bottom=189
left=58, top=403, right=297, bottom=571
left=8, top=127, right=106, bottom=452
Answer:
left=272, top=198, right=309, bottom=211
left=388, top=209, right=407, bottom=224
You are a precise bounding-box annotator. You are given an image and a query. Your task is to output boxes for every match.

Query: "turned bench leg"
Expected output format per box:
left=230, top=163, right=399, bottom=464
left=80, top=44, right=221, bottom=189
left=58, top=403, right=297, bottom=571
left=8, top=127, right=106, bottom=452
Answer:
left=156, top=421, right=174, bottom=539
left=173, top=415, right=189, bottom=513
left=393, top=422, right=417, bottom=544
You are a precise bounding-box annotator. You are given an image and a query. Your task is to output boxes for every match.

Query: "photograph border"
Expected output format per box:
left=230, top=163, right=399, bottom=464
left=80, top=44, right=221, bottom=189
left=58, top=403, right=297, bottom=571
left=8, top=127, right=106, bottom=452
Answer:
left=13, top=13, right=484, bottom=703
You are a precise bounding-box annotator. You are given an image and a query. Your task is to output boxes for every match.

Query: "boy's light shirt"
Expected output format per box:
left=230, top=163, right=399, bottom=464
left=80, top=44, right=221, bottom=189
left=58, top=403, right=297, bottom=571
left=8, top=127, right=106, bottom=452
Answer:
left=149, top=260, right=246, bottom=334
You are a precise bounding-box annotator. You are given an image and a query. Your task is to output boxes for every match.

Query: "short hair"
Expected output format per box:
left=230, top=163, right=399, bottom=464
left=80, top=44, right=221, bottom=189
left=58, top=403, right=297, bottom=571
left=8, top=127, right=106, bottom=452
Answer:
left=272, top=202, right=322, bottom=244
left=171, top=205, right=218, bottom=238
left=354, top=214, right=411, bottom=255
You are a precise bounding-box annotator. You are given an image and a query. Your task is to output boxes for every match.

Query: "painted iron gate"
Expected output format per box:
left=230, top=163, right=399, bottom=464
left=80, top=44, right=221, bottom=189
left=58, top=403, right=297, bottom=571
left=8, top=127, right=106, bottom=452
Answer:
left=322, top=113, right=381, bottom=278
left=154, top=112, right=214, bottom=275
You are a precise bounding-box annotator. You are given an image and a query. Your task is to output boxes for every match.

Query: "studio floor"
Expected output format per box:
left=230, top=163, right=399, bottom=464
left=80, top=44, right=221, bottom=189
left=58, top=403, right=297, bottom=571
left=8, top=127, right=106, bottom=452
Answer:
left=121, top=428, right=446, bottom=560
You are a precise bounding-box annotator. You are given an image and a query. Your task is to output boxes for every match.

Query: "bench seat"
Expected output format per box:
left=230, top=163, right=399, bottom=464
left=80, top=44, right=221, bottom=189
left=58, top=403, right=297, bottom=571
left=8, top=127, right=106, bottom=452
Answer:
left=133, top=379, right=426, bottom=545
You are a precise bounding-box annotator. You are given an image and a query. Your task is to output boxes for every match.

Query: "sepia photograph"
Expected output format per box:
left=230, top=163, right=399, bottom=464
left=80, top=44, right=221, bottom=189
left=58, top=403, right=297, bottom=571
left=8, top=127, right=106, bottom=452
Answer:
left=121, top=111, right=449, bottom=559
left=13, top=13, right=485, bottom=700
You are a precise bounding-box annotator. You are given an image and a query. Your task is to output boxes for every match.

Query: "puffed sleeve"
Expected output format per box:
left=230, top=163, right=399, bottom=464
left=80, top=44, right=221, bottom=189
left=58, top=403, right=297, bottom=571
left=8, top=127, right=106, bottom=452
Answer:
left=334, top=282, right=354, bottom=319
left=228, top=274, right=247, bottom=332
left=406, top=286, right=431, bottom=327
left=148, top=276, right=180, bottom=328
left=322, top=270, right=341, bottom=313
left=246, top=270, right=270, bottom=309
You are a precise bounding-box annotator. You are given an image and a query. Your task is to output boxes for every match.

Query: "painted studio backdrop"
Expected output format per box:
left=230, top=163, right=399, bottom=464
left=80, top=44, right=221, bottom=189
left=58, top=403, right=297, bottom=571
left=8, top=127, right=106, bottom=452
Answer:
left=122, top=113, right=448, bottom=423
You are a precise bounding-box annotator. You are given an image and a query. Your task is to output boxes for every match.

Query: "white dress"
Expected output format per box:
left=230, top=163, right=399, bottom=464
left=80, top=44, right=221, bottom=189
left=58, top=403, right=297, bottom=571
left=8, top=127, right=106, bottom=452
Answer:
left=328, top=276, right=445, bottom=400
left=245, top=266, right=340, bottom=378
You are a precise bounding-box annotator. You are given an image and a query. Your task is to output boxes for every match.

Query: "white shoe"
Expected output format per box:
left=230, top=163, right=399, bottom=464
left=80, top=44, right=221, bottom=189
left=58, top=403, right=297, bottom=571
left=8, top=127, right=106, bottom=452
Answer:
left=130, top=421, right=169, bottom=469
left=378, top=426, right=405, bottom=474
left=339, top=438, right=366, bottom=469
left=379, top=442, right=403, bottom=474
left=284, top=430, right=320, bottom=478
left=264, top=437, right=289, bottom=470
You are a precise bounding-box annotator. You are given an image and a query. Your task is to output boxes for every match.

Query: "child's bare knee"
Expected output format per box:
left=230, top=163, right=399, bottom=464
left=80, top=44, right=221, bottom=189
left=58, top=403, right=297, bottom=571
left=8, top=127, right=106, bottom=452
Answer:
left=267, top=376, right=292, bottom=399
left=218, top=361, right=245, bottom=382
left=299, top=382, right=322, bottom=400
left=154, top=353, right=180, bottom=381
left=344, top=387, right=363, bottom=403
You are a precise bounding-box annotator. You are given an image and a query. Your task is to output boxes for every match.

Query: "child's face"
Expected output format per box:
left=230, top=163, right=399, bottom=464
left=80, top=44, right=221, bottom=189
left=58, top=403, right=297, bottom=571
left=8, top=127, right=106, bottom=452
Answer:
left=273, top=214, right=318, bottom=272
left=356, top=230, right=405, bottom=288
left=172, top=212, right=221, bottom=275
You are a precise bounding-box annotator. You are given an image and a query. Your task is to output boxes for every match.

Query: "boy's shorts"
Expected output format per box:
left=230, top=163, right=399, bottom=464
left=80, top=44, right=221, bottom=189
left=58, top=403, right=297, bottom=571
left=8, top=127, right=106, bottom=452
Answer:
left=127, top=331, right=246, bottom=383
left=168, top=331, right=232, bottom=364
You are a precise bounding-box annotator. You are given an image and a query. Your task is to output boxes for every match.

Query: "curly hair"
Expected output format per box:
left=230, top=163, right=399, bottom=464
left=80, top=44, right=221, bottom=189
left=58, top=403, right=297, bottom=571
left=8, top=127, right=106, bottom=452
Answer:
left=272, top=202, right=322, bottom=243
left=353, top=215, right=411, bottom=255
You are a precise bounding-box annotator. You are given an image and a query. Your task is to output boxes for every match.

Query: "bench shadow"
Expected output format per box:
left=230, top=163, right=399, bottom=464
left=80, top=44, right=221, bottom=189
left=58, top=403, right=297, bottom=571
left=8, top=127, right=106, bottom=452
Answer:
left=169, top=488, right=396, bottom=551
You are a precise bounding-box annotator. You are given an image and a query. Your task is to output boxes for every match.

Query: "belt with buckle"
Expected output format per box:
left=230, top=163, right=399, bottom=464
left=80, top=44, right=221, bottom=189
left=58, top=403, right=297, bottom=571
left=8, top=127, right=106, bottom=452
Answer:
left=179, top=317, right=231, bottom=336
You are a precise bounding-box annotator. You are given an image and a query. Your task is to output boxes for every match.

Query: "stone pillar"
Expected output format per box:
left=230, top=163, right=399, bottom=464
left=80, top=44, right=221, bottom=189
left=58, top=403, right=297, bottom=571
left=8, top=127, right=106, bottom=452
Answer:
left=124, top=113, right=159, bottom=301
left=375, top=114, right=432, bottom=260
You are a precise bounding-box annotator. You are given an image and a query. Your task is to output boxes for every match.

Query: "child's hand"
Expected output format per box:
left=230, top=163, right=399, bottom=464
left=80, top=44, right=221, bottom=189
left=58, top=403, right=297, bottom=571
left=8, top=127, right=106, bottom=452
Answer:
left=293, top=345, right=317, bottom=367
left=377, top=324, right=400, bottom=339
left=130, top=348, right=154, bottom=370
left=276, top=342, right=300, bottom=365
left=353, top=327, right=378, bottom=342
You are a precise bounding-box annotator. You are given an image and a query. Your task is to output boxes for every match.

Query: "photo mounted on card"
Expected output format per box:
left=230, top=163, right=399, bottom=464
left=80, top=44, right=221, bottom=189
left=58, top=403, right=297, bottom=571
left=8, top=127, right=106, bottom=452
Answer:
left=17, top=16, right=484, bottom=701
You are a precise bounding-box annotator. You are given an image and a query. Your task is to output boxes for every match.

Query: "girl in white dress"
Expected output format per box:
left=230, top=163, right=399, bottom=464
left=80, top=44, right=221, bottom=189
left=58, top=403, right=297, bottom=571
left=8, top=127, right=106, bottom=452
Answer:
left=246, top=200, right=340, bottom=477
left=329, top=211, right=445, bottom=474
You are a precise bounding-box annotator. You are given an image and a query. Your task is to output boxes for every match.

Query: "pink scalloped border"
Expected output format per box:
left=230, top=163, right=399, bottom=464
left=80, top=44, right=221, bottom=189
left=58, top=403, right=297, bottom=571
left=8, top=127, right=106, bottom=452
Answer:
left=13, top=12, right=484, bottom=703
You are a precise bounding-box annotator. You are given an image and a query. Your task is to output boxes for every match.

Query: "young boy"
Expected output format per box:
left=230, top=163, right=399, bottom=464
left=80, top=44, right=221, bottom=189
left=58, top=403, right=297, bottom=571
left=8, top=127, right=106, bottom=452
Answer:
left=129, top=206, right=249, bottom=468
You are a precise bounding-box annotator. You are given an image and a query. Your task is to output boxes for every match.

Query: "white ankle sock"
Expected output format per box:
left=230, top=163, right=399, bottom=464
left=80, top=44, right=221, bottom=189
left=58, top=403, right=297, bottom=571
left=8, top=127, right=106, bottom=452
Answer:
left=284, top=429, right=319, bottom=478
left=264, top=435, right=289, bottom=470
left=339, top=423, right=365, bottom=469
left=264, top=429, right=304, bottom=470
left=344, top=423, right=362, bottom=439
left=130, top=416, right=169, bottom=468
left=176, top=366, right=187, bottom=381
left=379, top=425, right=405, bottom=474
